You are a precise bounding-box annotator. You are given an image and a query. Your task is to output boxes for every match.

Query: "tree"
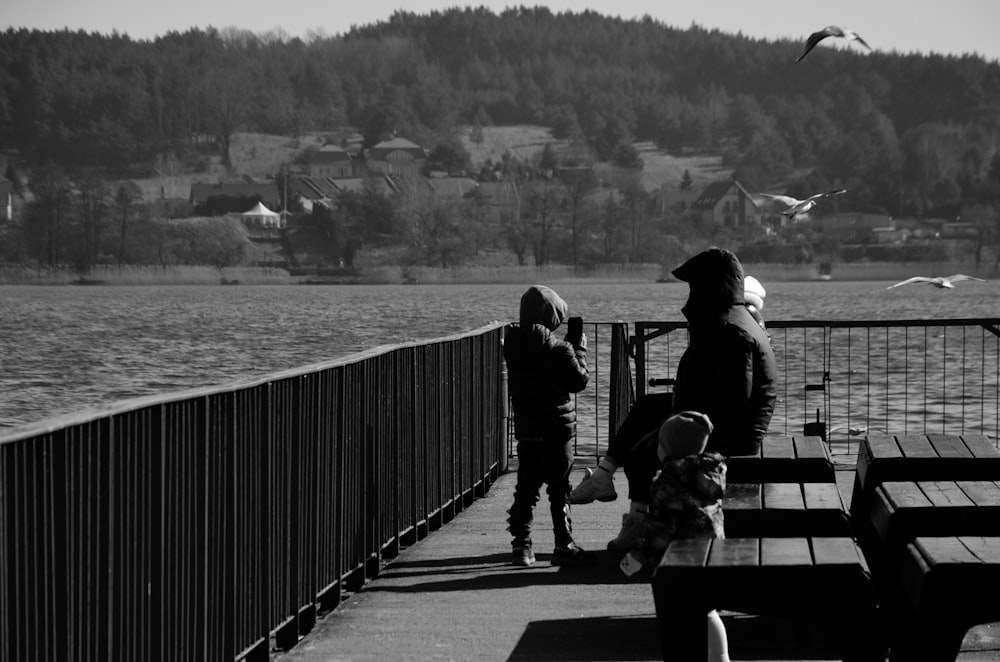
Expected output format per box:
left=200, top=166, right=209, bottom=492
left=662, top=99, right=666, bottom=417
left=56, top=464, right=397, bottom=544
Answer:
left=523, top=181, right=565, bottom=266
left=680, top=169, right=694, bottom=191
left=113, top=181, right=144, bottom=265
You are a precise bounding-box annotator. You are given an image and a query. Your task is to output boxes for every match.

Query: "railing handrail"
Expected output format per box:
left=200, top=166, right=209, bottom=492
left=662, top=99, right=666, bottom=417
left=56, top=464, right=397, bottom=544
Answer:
left=0, top=321, right=509, bottom=445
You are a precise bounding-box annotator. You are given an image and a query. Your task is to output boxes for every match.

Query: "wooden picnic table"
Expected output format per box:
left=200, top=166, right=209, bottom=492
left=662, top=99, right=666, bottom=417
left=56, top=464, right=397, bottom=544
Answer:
left=865, top=479, right=1000, bottom=578
left=889, top=536, right=1000, bottom=661
left=851, top=433, right=1000, bottom=520
left=723, top=482, right=852, bottom=538
left=726, top=434, right=835, bottom=484
left=652, top=536, right=884, bottom=661
left=849, top=434, right=1000, bottom=568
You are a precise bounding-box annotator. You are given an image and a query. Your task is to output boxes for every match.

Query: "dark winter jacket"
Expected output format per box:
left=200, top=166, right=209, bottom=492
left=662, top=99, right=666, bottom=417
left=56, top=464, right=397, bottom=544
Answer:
left=503, top=285, right=590, bottom=443
left=671, top=248, right=777, bottom=456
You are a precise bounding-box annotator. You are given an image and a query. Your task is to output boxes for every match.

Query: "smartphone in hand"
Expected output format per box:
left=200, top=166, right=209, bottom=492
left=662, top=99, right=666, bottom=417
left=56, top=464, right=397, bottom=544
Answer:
left=566, top=316, right=584, bottom=344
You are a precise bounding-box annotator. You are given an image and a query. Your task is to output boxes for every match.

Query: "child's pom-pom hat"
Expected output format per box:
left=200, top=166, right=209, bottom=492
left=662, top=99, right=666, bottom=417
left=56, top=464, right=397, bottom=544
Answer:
left=657, top=411, right=714, bottom=461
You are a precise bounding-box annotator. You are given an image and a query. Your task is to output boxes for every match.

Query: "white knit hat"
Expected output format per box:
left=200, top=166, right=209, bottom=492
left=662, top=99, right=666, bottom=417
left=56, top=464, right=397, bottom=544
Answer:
left=744, top=275, right=766, bottom=310
left=657, top=411, right=714, bottom=461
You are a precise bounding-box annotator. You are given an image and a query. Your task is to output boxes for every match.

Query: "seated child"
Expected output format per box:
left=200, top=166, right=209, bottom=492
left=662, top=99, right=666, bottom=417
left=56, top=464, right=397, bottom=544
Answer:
left=620, top=410, right=730, bottom=662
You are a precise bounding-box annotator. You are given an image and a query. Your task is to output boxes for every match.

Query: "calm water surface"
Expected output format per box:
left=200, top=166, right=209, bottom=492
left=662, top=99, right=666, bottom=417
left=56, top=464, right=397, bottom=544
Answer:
left=1, top=280, right=998, bottom=428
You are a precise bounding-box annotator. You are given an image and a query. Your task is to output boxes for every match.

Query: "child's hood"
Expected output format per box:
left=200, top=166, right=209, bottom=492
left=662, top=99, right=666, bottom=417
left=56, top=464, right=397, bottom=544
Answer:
left=518, top=285, right=567, bottom=331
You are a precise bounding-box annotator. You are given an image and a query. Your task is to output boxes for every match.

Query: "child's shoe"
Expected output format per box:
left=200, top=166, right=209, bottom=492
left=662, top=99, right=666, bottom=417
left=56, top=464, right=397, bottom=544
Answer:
left=606, top=511, right=645, bottom=551
left=551, top=541, right=591, bottom=565
left=569, top=467, right=618, bottom=504
left=512, top=546, right=536, bottom=566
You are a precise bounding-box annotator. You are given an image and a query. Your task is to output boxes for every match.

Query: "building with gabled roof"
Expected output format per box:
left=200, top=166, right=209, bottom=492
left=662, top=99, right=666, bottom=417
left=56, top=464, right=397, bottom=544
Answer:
left=309, top=144, right=356, bottom=180
left=365, top=137, right=428, bottom=176
left=689, top=179, right=764, bottom=228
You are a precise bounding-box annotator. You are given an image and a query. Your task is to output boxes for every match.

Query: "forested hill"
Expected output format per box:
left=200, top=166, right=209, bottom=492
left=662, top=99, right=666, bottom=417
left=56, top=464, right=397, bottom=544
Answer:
left=2, top=6, right=1000, bottom=216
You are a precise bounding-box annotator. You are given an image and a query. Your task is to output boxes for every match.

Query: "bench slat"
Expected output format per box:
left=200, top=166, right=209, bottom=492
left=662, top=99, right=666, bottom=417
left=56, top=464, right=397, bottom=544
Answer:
left=881, top=481, right=931, bottom=509
left=961, top=434, right=1000, bottom=458
left=812, top=537, right=866, bottom=566
left=763, top=435, right=794, bottom=459
left=957, top=480, right=1000, bottom=506
left=926, top=433, right=974, bottom=458
left=723, top=483, right=760, bottom=510
left=763, top=483, right=803, bottom=510
left=803, top=483, right=843, bottom=510
left=792, top=435, right=828, bottom=460
left=762, top=537, right=811, bottom=566
left=898, top=434, right=937, bottom=458
left=921, top=480, right=975, bottom=508
left=708, top=538, right=759, bottom=567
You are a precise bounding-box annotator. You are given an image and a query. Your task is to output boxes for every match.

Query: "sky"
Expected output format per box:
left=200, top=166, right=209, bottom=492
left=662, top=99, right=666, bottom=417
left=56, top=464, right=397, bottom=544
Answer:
left=5, top=0, right=1000, bottom=63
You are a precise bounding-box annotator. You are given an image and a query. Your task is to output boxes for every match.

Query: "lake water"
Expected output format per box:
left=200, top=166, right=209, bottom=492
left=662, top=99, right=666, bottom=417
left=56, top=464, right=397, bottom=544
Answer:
left=1, top=279, right=998, bottom=429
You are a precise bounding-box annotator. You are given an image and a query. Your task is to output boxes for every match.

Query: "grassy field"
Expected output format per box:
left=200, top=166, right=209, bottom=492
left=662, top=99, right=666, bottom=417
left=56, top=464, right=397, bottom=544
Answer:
left=132, top=126, right=731, bottom=202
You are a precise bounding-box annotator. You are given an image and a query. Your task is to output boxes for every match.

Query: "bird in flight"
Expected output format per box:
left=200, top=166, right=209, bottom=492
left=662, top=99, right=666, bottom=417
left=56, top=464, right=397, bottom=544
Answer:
left=887, top=274, right=987, bottom=290
left=797, top=26, right=872, bottom=62
left=756, top=188, right=847, bottom=220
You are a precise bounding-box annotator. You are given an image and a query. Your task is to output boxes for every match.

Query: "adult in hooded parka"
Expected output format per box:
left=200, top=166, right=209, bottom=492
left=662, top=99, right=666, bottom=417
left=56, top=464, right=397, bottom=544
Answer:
left=570, top=247, right=777, bottom=551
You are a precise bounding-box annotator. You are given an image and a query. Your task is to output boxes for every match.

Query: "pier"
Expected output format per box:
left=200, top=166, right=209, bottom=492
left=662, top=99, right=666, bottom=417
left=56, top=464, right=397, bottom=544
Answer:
left=3, top=319, right=1000, bottom=660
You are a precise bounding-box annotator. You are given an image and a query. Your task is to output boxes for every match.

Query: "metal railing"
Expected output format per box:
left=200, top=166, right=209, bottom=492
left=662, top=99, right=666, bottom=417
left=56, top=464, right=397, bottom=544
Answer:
left=632, top=318, right=1000, bottom=455
left=0, top=323, right=507, bottom=662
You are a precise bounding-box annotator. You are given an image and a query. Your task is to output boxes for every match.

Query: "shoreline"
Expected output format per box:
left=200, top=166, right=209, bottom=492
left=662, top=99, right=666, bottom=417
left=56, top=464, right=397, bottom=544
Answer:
left=0, top=261, right=995, bottom=286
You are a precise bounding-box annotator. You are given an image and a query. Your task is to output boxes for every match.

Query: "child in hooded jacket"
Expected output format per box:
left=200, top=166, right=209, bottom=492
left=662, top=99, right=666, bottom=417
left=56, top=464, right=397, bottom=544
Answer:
left=620, top=410, right=730, bottom=662
left=503, top=285, right=590, bottom=566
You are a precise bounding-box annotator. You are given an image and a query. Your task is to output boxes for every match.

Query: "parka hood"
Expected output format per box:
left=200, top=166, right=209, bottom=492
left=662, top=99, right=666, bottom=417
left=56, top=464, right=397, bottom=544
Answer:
left=519, top=285, right=567, bottom=331
left=672, top=247, right=745, bottom=321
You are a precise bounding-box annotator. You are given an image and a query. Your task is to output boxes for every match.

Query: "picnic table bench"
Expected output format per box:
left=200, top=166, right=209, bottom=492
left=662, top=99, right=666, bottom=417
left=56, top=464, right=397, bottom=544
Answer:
left=889, top=536, right=1000, bottom=661
left=850, top=433, right=1000, bottom=526
left=652, top=536, right=884, bottom=661
left=723, top=482, right=852, bottom=538
left=726, top=434, right=835, bottom=484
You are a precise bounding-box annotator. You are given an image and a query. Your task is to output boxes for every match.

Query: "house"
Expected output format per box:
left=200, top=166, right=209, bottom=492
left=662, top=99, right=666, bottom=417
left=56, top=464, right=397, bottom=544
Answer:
left=688, top=179, right=764, bottom=228
left=364, top=137, right=428, bottom=176
left=189, top=181, right=280, bottom=212
left=308, top=144, right=356, bottom=180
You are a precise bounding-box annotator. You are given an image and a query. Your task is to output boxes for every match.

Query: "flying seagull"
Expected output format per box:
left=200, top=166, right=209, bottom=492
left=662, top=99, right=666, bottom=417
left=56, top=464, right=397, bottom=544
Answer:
left=797, top=26, right=872, bottom=62
left=756, top=188, right=847, bottom=220
left=887, top=274, right=987, bottom=290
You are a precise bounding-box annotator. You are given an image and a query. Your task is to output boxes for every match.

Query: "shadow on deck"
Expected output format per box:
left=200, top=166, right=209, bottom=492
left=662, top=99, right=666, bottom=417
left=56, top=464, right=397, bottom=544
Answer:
left=273, top=463, right=1000, bottom=662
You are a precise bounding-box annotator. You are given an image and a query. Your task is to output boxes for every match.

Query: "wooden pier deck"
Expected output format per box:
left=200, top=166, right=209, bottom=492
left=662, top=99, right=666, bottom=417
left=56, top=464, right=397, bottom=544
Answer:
left=274, top=457, right=1000, bottom=662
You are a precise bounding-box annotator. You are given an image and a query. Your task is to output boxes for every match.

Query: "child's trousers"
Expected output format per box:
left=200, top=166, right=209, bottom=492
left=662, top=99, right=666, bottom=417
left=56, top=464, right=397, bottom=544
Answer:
left=507, top=440, right=574, bottom=547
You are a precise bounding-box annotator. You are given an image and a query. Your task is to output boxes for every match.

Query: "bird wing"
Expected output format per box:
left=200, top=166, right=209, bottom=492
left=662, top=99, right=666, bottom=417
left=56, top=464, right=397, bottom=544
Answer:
left=887, top=277, right=932, bottom=289
left=847, top=31, right=872, bottom=51
left=796, top=28, right=837, bottom=62
left=806, top=188, right=848, bottom=202
left=757, top=193, right=800, bottom=207
left=946, top=274, right=987, bottom=283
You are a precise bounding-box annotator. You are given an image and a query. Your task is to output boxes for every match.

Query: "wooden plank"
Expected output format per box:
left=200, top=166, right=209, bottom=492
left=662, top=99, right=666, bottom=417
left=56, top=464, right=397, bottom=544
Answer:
left=811, top=537, right=864, bottom=566
left=762, top=435, right=794, bottom=459
left=865, top=434, right=903, bottom=460
left=803, top=483, right=844, bottom=511
left=763, top=483, right=803, bottom=510
left=882, top=481, right=932, bottom=509
left=920, top=480, right=974, bottom=508
left=926, top=433, right=973, bottom=458
left=913, top=536, right=980, bottom=567
left=723, top=483, right=761, bottom=511
left=897, top=434, right=938, bottom=458
left=659, top=538, right=711, bottom=568
left=961, top=434, right=1000, bottom=458
left=792, top=435, right=828, bottom=460
left=707, top=538, right=759, bottom=567
left=957, top=481, right=1000, bottom=507
left=761, top=537, right=811, bottom=566
left=960, top=536, right=1000, bottom=564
